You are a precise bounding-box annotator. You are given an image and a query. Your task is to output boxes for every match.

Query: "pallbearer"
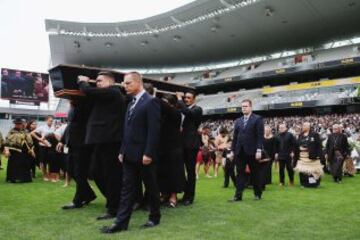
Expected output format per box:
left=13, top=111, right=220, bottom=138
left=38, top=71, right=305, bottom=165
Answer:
left=176, top=90, right=203, bottom=206
left=78, top=71, right=126, bottom=220
left=58, top=99, right=97, bottom=209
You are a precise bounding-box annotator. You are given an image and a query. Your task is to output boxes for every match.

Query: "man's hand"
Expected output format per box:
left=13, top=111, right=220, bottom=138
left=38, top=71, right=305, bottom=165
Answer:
left=56, top=142, right=64, bottom=153
left=77, top=75, right=90, bottom=83
left=176, top=92, right=184, bottom=101
left=3, top=148, right=10, bottom=158
left=142, top=155, right=152, bottom=165
left=118, top=154, right=123, bottom=163
left=255, top=151, right=262, bottom=161
left=228, top=151, right=234, bottom=161
left=290, top=152, right=294, bottom=159
left=274, top=153, right=279, bottom=161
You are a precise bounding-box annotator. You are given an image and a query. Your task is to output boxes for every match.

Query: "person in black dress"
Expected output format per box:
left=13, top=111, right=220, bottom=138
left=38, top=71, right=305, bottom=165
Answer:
left=262, top=125, right=276, bottom=188
left=222, top=141, right=236, bottom=188
left=26, top=120, right=40, bottom=178
left=157, top=94, right=185, bottom=208
left=3, top=118, right=34, bottom=183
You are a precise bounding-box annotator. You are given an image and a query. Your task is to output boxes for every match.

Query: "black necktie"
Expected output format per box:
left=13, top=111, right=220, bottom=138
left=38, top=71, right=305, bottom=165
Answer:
left=127, top=97, right=136, bottom=121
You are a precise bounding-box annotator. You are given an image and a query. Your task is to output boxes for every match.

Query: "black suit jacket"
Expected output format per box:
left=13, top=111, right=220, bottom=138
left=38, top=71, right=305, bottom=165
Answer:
left=159, top=100, right=182, bottom=151
left=275, top=131, right=297, bottom=160
left=231, top=113, right=264, bottom=156
left=120, top=92, right=161, bottom=163
left=295, top=132, right=322, bottom=160
left=79, top=82, right=126, bottom=144
left=178, top=101, right=203, bottom=150
left=63, top=99, right=92, bottom=147
left=325, top=133, right=349, bottom=160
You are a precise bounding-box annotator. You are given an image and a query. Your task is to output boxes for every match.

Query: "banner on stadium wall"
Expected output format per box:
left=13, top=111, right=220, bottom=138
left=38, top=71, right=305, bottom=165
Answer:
left=1, top=68, right=49, bottom=106
left=262, top=76, right=360, bottom=95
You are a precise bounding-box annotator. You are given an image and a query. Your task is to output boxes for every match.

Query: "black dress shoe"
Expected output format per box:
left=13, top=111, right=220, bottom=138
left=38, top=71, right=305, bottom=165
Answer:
left=141, top=220, right=159, bottom=229
left=96, top=213, right=116, bottom=220
left=183, top=200, right=193, bottom=206
left=254, top=195, right=262, bottom=201
left=133, top=202, right=142, bottom=211
left=62, top=203, right=83, bottom=210
left=82, top=196, right=97, bottom=205
left=228, top=196, right=242, bottom=202
left=100, top=223, right=127, bottom=234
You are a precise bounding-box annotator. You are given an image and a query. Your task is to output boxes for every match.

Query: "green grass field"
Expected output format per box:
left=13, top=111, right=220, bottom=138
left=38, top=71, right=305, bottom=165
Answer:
left=0, top=156, right=360, bottom=240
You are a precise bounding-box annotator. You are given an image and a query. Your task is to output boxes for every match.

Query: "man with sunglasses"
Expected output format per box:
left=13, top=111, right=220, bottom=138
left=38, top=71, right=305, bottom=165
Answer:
left=78, top=71, right=126, bottom=220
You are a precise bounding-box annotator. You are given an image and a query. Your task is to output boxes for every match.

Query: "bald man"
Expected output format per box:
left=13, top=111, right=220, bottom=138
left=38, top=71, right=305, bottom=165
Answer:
left=101, top=72, right=161, bottom=234
left=325, top=124, right=349, bottom=183
left=78, top=71, right=126, bottom=219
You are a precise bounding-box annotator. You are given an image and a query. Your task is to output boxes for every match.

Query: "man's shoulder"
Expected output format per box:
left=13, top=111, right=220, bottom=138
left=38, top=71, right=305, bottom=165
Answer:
left=252, top=113, right=262, bottom=120
left=194, top=105, right=202, bottom=111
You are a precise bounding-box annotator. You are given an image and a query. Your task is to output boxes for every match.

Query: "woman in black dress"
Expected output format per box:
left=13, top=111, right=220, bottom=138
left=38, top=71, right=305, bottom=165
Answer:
left=157, top=94, right=185, bottom=208
left=262, top=125, right=276, bottom=188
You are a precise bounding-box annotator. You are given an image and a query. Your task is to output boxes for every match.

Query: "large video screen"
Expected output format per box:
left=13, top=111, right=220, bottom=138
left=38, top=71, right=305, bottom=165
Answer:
left=1, top=68, right=49, bottom=105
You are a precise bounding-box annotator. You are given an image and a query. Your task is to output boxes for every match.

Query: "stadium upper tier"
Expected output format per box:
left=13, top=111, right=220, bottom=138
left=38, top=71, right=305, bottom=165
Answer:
left=196, top=76, right=360, bottom=114
left=144, top=45, right=360, bottom=86
left=46, top=0, right=360, bottom=68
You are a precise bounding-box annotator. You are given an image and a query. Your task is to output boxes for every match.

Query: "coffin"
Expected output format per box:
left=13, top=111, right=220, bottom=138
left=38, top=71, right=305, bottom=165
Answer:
left=49, top=64, right=195, bottom=99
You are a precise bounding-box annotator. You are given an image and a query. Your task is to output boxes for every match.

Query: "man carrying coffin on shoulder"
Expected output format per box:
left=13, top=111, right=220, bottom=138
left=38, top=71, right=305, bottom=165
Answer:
left=77, top=71, right=126, bottom=220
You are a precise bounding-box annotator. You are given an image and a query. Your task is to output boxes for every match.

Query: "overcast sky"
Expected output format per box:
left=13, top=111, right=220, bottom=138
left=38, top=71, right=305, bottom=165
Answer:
left=0, top=0, right=194, bottom=72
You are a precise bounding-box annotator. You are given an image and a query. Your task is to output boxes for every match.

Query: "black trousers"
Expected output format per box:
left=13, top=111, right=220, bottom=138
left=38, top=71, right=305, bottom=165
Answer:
left=224, top=161, right=236, bottom=187
left=235, top=149, right=262, bottom=198
left=115, top=160, right=160, bottom=228
left=69, top=145, right=96, bottom=205
left=279, top=158, right=294, bottom=184
left=183, top=148, right=198, bottom=202
left=330, top=156, right=345, bottom=181
left=91, top=142, right=122, bottom=214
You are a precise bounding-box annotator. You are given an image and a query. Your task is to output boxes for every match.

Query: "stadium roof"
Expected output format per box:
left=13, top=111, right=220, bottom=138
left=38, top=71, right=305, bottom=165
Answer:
left=46, top=0, right=360, bottom=69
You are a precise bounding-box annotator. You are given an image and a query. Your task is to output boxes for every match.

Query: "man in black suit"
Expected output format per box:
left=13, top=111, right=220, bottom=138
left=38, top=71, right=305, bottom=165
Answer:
left=101, top=72, right=161, bottom=234
left=275, top=123, right=297, bottom=186
left=78, top=71, right=126, bottom=220
left=57, top=99, right=96, bottom=209
left=176, top=90, right=203, bottom=206
left=325, top=124, right=350, bottom=183
left=230, top=99, right=264, bottom=201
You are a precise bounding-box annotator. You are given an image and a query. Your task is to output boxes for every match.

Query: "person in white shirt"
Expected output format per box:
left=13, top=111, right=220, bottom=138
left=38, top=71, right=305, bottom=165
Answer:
left=31, top=116, right=54, bottom=181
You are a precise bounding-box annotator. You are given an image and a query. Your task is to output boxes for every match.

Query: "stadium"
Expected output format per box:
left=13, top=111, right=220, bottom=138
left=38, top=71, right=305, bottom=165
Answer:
left=1, top=0, right=360, bottom=239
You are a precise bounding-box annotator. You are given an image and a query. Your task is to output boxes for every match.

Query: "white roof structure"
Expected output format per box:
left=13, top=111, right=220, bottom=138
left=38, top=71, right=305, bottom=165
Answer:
left=46, top=0, right=360, bottom=69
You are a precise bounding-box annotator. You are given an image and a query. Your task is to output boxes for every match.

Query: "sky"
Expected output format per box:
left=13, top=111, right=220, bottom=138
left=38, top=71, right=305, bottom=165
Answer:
left=0, top=0, right=194, bottom=73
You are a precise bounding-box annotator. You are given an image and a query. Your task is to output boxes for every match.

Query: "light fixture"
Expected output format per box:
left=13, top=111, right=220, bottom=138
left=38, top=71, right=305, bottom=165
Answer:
left=73, top=41, right=80, bottom=48
left=173, top=35, right=181, bottom=41
left=105, top=42, right=113, bottom=48
left=211, top=25, right=221, bottom=32
left=141, top=40, right=149, bottom=46
left=265, top=7, right=274, bottom=17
